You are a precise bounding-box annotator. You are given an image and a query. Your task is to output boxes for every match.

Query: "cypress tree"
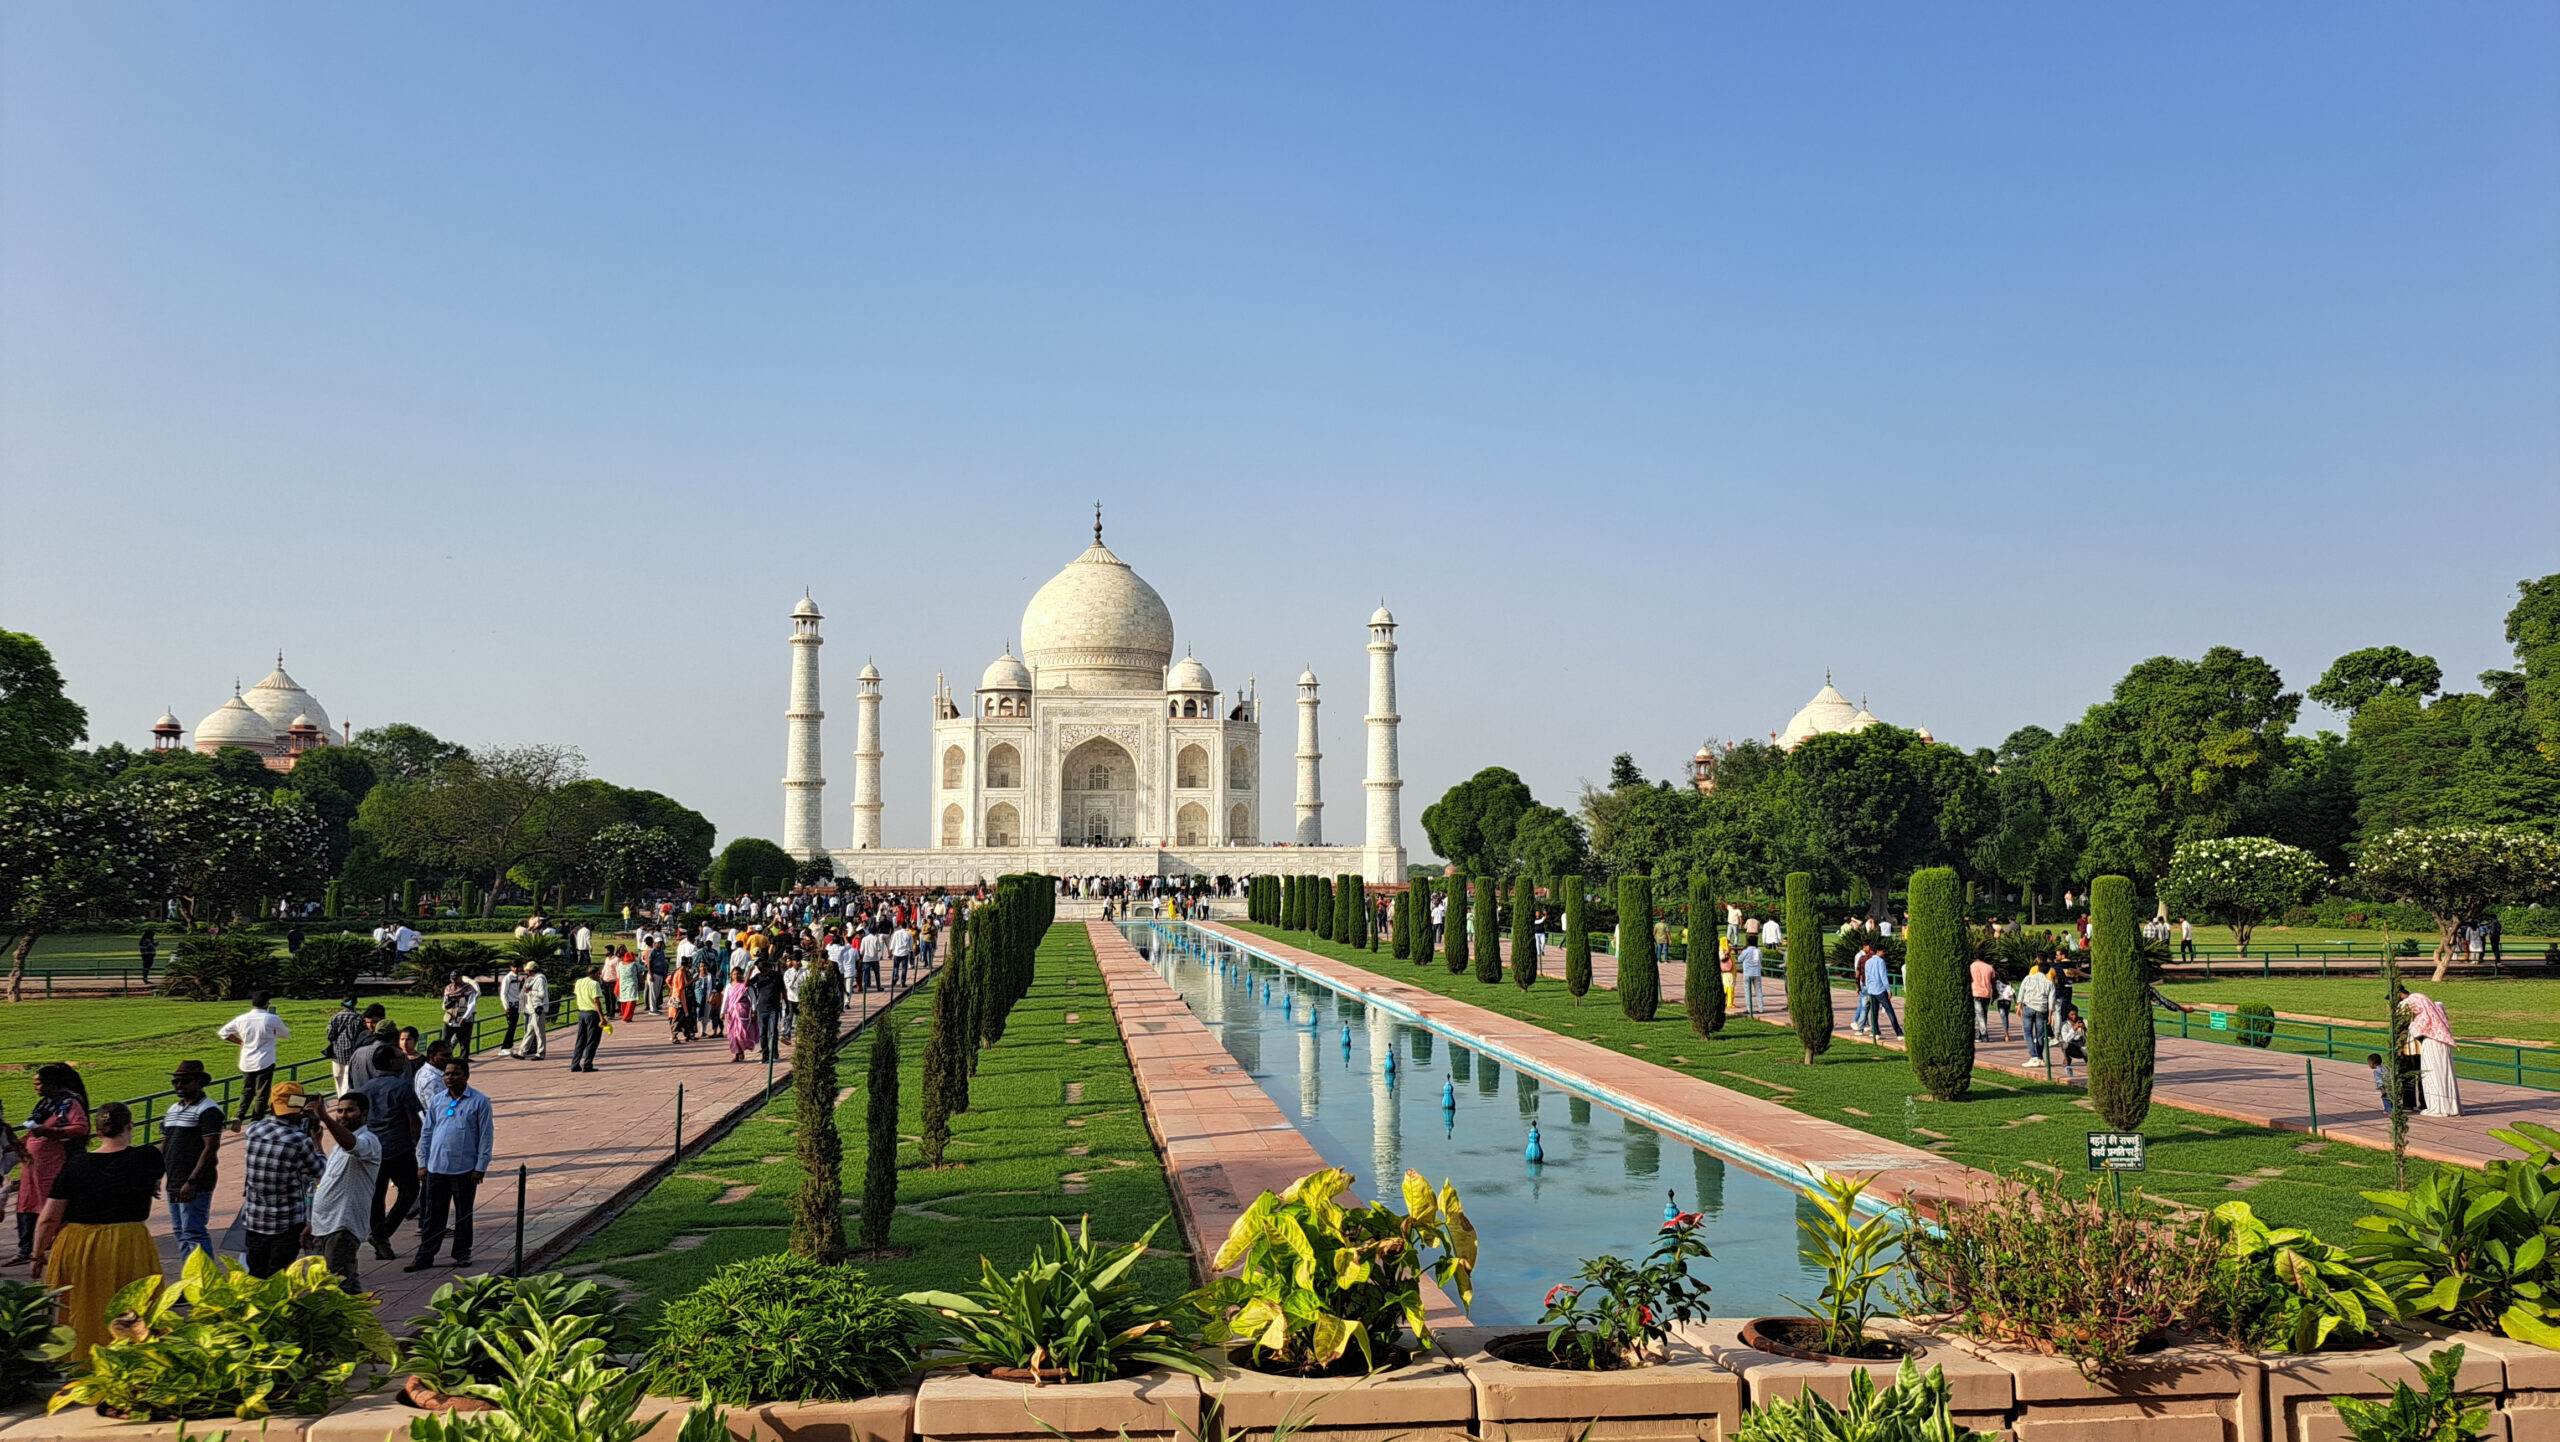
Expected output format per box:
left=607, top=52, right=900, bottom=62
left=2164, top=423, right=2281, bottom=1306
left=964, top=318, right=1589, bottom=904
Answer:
left=2087, top=874, right=2153, bottom=1130
left=1410, top=878, right=1434, bottom=965
left=1445, top=876, right=1470, bottom=976
left=1617, top=875, right=1659, bottom=1020
left=1509, top=876, right=1537, bottom=989
left=1306, top=877, right=1324, bottom=940
left=1563, top=877, right=1591, bottom=999
left=1903, top=867, right=1972, bottom=1102
left=922, top=950, right=967, bottom=1156
left=790, top=964, right=848, bottom=1262
left=859, top=1005, right=900, bottom=1253
left=401, top=879, right=417, bottom=919
left=970, top=902, right=1002, bottom=1055
left=1281, top=876, right=1298, bottom=930
left=1346, top=877, right=1368, bottom=948
left=1685, top=874, right=1725, bottom=1038
left=1334, top=875, right=1352, bottom=946
left=1391, top=892, right=1411, bottom=959
left=1472, top=876, right=1501, bottom=983
left=1784, top=871, right=1831, bottom=1064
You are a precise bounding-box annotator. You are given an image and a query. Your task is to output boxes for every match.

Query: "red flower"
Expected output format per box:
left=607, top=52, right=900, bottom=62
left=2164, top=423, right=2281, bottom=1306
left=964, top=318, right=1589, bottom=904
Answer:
left=1641, top=1306, right=1656, bottom=1325
left=1544, top=1284, right=1572, bottom=1307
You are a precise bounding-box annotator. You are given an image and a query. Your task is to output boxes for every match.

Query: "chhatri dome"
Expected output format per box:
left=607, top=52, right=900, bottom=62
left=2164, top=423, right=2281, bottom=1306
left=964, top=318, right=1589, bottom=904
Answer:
left=979, top=647, right=1031, bottom=692
left=1166, top=653, right=1214, bottom=693
left=1019, top=510, right=1176, bottom=691
left=194, top=691, right=281, bottom=752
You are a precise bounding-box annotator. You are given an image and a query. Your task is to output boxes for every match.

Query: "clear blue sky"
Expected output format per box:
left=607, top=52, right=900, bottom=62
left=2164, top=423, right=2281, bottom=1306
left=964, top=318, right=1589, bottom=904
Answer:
left=4, top=4, right=2554, bottom=856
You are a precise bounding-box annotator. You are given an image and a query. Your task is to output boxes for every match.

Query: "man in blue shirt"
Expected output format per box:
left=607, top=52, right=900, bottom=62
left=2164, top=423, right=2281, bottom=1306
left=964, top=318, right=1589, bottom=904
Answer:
left=1856, top=944, right=1901, bottom=1041
left=405, top=1057, right=495, bottom=1272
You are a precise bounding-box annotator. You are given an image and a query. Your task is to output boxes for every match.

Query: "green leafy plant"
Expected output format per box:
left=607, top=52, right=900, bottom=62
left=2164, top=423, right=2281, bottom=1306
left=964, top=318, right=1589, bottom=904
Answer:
left=1899, top=1170, right=2222, bottom=1377
left=274, top=933, right=376, bottom=998
left=0, top=1281, right=73, bottom=1405
left=2208, top=1201, right=2396, bottom=1353
left=401, top=1272, right=621, bottom=1389
left=903, top=1217, right=1205, bottom=1383
left=2329, top=1344, right=2493, bottom=1442
left=2350, top=1122, right=2560, bottom=1348
left=404, top=938, right=497, bottom=996
left=1780, top=1174, right=1901, bottom=1358
left=1534, top=1211, right=1714, bottom=1370
left=1731, top=1358, right=1991, bottom=1442
left=2235, top=1002, right=2277, bottom=1047
left=409, top=1305, right=732, bottom=1442
left=645, top=1254, right=916, bottom=1403
left=54, top=1252, right=394, bottom=1421
left=1187, top=1166, right=1477, bottom=1375
left=155, top=934, right=273, bottom=1001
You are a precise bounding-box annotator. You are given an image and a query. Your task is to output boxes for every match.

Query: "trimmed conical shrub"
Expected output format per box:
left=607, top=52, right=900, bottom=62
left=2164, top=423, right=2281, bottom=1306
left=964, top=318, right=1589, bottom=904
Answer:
left=860, top=1003, right=899, bottom=1253
left=1282, top=876, right=1299, bottom=930
left=1617, top=875, right=1659, bottom=1020
left=1784, top=871, right=1831, bottom=1063
left=1685, top=873, right=1724, bottom=1038
left=2088, top=874, right=2153, bottom=1130
left=1320, top=877, right=1338, bottom=941
left=1473, top=876, right=1501, bottom=984
left=1563, top=877, right=1590, bottom=999
left=923, top=933, right=969, bottom=1142
left=1410, top=877, right=1434, bottom=965
left=790, top=964, right=847, bottom=1262
left=1391, top=892, right=1411, bottom=959
left=1903, top=867, right=1972, bottom=1102
left=1509, top=876, right=1537, bottom=989
left=1445, top=875, right=1470, bottom=976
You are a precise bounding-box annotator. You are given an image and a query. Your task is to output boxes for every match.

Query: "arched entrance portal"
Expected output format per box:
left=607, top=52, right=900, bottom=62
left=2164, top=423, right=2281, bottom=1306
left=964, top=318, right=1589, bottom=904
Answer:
left=1060, top=736, right=1137, bottom=846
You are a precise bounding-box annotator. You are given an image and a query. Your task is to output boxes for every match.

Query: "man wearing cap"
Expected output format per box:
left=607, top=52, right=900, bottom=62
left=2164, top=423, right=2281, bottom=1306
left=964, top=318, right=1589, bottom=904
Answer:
left=216, top=990, right=291, bottom=1130
left=407, top=1057, right=494, bottom=1271
left=239, top=1082, right=325, bottom=1277
left=160, top=1061, right=226, bottom=1263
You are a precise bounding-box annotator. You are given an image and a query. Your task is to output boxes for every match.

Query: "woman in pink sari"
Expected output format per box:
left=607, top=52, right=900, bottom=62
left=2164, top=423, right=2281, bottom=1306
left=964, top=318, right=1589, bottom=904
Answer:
left=721, top=967, right=757, bottom=1062
left=2396, top=987, right=2463, bottom=1117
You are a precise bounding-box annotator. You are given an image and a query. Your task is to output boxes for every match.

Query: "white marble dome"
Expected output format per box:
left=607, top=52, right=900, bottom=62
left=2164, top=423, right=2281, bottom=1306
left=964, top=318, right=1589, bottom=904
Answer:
left=1167, top=655, right=1215, bottom=693
left=194, top=694, right=281, bottom=754
left=1370, top=604, right=1395, bottom=626
left=1020, top=539, right=1174, bottom=690
left=979, top=649, right=1031, bottom=692
left=242, top=662, right=330, bottom=740
left=1777, top=681, right=1859, bottom=749
left=793, top=595, right=822, bottom=619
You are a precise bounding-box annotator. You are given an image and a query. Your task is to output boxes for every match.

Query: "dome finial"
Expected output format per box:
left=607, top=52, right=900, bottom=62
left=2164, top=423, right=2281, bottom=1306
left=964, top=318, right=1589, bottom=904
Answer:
left=1094, top=500, right=1104, bottom=545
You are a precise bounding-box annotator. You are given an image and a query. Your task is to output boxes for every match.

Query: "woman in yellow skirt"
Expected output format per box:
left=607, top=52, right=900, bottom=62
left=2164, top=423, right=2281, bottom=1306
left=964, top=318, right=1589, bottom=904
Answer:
left=32, top=1101, right=164, bottom=1360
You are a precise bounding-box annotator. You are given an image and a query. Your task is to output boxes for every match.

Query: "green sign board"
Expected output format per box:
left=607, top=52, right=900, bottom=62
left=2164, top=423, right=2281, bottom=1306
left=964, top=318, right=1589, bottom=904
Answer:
left=2208, top=1011, right=2230, bottom=1031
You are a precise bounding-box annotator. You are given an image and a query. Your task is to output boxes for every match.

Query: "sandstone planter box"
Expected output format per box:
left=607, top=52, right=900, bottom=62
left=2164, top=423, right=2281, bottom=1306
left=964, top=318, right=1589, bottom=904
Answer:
left=1934, top=1332, right=2262, bottom=1442
left=1442, top=1325, right=1743, bottom=1442
left=2408, top=1329, right=2559, bottom=1442
left=1202, top=1348, right=1476, bottom=1442
left=1679, top=1318, right=2012, bottom=1439
left=750, top=1382, right=919, bottom=1442
left=301, top=1389, right=775, bottom=1441
left=0, top=1407, right=317, bottom=1441
left=2262, top=1333, right=2504, bottom=1442
left=915, top=1369, right=1201, bottom=1442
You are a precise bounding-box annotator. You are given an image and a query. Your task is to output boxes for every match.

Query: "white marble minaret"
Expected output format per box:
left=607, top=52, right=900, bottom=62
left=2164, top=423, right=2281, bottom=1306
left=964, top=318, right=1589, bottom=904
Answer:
left=1362, top=604, right=1406, bottom=882
left=1294, top=668, right=1323, bottom=846
left=850, top=662, right=884, bottom=849
left=782, top=595, right=826, bottom=859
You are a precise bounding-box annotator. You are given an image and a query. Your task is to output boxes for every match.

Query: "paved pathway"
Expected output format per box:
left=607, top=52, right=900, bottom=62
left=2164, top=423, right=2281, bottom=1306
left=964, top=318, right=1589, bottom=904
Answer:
left=1494, top=939, right=2542, bottom=1170
left=1198, top=923, right=1990, bottom=1217
left=133, top=969, right=928, bottom=1327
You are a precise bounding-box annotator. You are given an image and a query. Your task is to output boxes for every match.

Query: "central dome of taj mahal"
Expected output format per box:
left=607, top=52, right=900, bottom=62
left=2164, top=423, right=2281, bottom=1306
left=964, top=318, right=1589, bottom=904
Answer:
left=1019, top=520, right=1175, bottom=691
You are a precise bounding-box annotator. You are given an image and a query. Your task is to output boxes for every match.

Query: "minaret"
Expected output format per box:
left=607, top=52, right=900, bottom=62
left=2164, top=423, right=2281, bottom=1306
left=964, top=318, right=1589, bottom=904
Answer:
left=1294, top=668, right=1323, bottom=846
left=782, top=594, right=826, bottom=859
left=851, top=662, right=884, bottom=849
left=1362, top=604, right=1406, bottom=882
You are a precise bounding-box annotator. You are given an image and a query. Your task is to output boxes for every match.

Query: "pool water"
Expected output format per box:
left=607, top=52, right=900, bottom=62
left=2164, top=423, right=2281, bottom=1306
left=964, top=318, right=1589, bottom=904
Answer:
left=1130, top=923, right=1838, bottom=1326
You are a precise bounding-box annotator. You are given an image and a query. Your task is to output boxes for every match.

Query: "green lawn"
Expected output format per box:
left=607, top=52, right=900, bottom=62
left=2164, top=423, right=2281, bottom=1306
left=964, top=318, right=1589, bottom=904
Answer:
left=2157, top=975, right=2560, bottom=1044
left=0, top=996, right=457, bottom=1123
left=565, top=924, right=1193, bottom=1323
left=11, top=930, right=528, bottom=976
left=1234, top=923, right=2435, bottom=1245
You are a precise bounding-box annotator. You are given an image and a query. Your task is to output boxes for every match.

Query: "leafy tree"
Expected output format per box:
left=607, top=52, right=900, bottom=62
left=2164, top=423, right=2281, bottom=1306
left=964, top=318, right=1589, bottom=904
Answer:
left=712, top=837, right=799, bottom=897
left=860, top=1006, right=900, bottom=1253
left=2238, top=732, right=2361, bottom=873
left=1422, top=767, right=1535, bottom=877
left=276, top=745, right=379, bottom=875
left=1786, top=724, right=1989, bottom=916
left=791, top=965, right=847, bottom=1263
left=0, top=632, right=87, bottom=790
left=2507, top=573, right=2560, bottom=761
left=1608, top=753, right=1646, bottom=788
left=352, top=723, right=469, bottom=781
left=1513, top=804, right=1594, bottom=881
left=2156, top=837, right=2330, bottom=958
left=1783, top=871, right=1830, bottom=1064
left=2308, top=646, right=2443, bottom=715
left=2040, top=647, right=2299, bottom=883
left=1509, top=875, right=1536, bottom=989
left=559, top=779, right=719, bottom=885
left=1970, top=727, right=2079, bottom=921
left=2349, top=689, right=2560, bottom=835
left=1616, top=874, right=1658, bottom=1021
left=1902, top=867, right=1970, bottom=1101
left=798, top=855, right=837, bottom=886
left=1472, top=876, right=1500, bottom=984
left=595, top=823, right=687, bottom=897
left=358, top=745, right=613, bottom=913
left=1684, top=873, right=1723, bottom=1038
left=0, top=787, right=158, bottom=1002
left=2353, top=825, right=2560, bottom=981
left=2086, top=874, right=2152, bottom=1130
left=1562, top=876, right=1590, bottom=999
left=123, top=777, right=326, bottom=928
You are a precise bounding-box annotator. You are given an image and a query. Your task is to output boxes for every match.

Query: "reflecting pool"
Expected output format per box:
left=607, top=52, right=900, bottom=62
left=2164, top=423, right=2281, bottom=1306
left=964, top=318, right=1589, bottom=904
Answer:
left=1130, top=923, right=1837, bottom=1326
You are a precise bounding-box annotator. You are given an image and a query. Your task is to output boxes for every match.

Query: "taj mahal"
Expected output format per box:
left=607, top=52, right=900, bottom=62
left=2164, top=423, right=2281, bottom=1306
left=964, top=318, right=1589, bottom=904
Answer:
left=780, top=515, right=1406, bottom=888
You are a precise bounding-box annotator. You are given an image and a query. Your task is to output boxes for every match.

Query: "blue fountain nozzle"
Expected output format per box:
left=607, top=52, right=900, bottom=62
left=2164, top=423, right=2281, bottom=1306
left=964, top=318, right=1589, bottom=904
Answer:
left=1525, top=1122, right=1545, bottom=1164
left=1665, top=1189, right=1681, bottom=1222
left=1441, top=1080, right=1456, bottom=1109
left=1383, top=1050, right=1398, bottom=1073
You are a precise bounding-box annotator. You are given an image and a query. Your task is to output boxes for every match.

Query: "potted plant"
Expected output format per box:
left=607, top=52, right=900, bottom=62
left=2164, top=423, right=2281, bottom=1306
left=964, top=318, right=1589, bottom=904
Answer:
left=1740, top=1174, right=1905, bottom=1362
left=405, top=1305, right=734, bottom=1442
left=1185, top=1167, right=1481, bottom=1442
left=1729, top=1357, right=1993, bottom=1442
left=1503, top=1210, right=1713, bottom=1370
left=2207, top=1201, right=2397, bottom=1355
left=904, top=1218, right=1209, bottom=1442
left=396, top=1273, right=621, bottom=1410
left=48, top=1252, right=394, bottom=1425
left=645, top=1253, right=918, bottom=1404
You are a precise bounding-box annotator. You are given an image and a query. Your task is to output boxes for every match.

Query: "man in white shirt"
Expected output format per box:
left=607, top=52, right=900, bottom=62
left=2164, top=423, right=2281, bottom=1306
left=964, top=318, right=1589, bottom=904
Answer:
left=1760, top=917, right=1783, bottom=951
left=860, top=929, right=887, bottom=990
left=497, top=964, right=527, bottom=1053
left=306, top=1092, right=382, bottom=1290
left=216, top=991, right=291, bottom=1126
left=1736, top=944, right=1764, bottom=1016
left=393, top=923, right=423, bottom=958
left=574, top=923, right=594, bottom=967
left=890, top=924, right=916, bottom=985
left=781, top=958, right=804, bottom=1040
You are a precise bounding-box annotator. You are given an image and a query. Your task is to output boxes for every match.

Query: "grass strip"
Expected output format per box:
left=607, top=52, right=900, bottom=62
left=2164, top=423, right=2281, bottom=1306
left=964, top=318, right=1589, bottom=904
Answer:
left=1232, top=922, right=2431, bottom=1243
left=0, top=997, right=464, bottom=1114
left=565, top=923, right=1193, bottom=1319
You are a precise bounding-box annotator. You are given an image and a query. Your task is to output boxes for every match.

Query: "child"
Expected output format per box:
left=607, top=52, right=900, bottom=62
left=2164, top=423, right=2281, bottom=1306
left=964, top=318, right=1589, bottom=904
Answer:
left=2368, top=1053, right=2394, bottom=1115
left=2056, top=1006, right=2088, bottom=1078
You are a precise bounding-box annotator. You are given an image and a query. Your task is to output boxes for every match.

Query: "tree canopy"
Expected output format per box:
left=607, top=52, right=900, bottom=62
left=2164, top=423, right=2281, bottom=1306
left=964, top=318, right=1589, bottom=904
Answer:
left=2308, top=646, right=2442, bottom=715
left=1420, top=766, right=1537, bottom=876
left=714, top=837, right=799, bottom=896
left=0, top=632, right=88, bottom=790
